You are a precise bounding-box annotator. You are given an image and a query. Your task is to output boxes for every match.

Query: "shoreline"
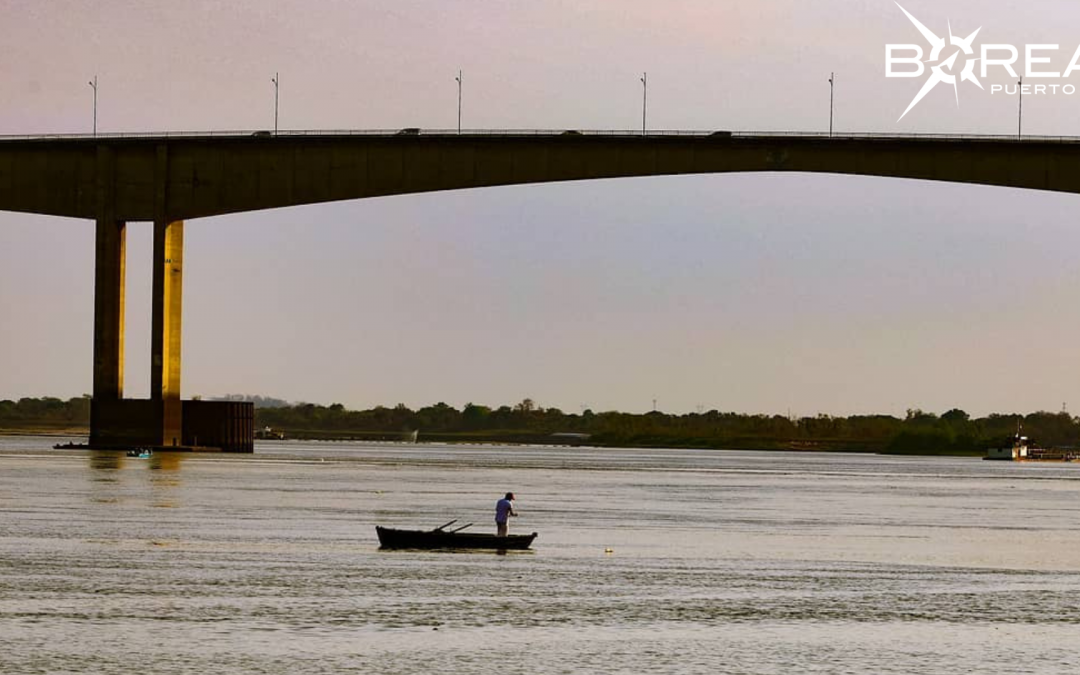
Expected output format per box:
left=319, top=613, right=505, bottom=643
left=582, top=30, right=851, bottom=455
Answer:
left=0, top=427, right=89, bottom=438
left=0, top=427, right=980, bottom=457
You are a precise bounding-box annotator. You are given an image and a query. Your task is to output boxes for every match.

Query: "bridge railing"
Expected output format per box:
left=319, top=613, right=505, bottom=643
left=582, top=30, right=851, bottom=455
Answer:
left=2, top=128, right=1080, bottom=142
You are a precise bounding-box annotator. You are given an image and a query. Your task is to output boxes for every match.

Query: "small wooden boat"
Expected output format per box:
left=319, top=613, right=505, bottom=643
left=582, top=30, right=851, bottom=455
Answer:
left=376, top=521, right=537, bottom=550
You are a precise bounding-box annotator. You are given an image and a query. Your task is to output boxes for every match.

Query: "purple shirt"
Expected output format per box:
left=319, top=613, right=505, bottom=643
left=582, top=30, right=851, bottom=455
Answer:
left=495, top=498, right=515, bottom=523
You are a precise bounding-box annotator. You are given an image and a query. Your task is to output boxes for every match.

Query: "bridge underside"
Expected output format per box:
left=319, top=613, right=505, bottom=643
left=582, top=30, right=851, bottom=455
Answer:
left=4, top=133, right=1080, bottom=222
left=3, top=131, right=1080, bottom=450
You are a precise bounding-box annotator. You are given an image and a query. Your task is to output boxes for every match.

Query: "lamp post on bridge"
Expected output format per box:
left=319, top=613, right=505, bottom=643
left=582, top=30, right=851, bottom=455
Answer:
left=88, top=76, right=97, bottom=137
left=456, top=70, right=462, bottom=134
left=271, top=72, right=279, bottom=136
left=828, top=72, right=834, bottom=137
left=640, top=72, right=647, bottom=136
left=1018, top=76, right=1023, bottom=139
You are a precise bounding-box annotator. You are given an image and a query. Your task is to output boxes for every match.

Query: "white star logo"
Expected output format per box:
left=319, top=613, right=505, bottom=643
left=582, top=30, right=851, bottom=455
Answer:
left=895, top=3, right=983, bottom=121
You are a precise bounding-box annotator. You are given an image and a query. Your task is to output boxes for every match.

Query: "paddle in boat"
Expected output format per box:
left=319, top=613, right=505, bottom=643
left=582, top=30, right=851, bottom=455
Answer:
left=376, top=519, right=537, bottom=550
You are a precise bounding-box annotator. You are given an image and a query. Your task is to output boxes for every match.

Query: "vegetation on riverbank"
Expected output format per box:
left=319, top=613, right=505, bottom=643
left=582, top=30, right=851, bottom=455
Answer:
left=0, top=396, right=91, bottom=434
left=2, top=395, right=1076, bottom=456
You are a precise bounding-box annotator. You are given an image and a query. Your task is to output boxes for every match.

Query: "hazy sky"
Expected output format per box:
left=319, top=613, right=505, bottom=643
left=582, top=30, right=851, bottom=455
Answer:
left=4, top=0, right=1080, bottom=416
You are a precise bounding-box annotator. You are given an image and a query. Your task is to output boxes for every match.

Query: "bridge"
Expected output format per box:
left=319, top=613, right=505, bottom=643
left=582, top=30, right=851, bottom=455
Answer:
left=2, top=129, right=1078, bottom=451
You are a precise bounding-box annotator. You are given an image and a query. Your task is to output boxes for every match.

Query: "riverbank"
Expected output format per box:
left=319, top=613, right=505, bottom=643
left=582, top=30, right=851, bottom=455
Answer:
left=0, top=426, right=982, bottom=456
left=5, top=397, right=1059, bottom=457
left=0, top=425, right=88, bottom=438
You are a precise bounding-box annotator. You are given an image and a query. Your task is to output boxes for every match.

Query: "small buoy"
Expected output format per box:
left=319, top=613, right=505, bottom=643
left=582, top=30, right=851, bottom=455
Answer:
left=604, top=548, right=613, bottom=554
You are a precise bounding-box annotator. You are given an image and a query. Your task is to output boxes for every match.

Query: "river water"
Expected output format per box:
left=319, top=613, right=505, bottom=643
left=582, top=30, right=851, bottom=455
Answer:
left=1, top=437, right=1078, bottom=674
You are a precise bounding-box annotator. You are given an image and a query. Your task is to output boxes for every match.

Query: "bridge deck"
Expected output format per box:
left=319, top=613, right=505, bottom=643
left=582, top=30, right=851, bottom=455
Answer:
left=2, top=131, right=1079, bottom=222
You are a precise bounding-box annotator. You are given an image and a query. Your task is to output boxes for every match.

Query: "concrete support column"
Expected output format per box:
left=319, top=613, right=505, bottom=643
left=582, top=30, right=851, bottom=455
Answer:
left=91, top=144, right=124, bottom=411
left=151, top=219, right=183, bottom=446
left=91, top=218, right=126, bottom=401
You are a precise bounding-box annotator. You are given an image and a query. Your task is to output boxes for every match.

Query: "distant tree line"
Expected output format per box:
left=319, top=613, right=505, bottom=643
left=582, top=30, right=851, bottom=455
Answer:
left=252, top=399, right=1075, bottom=455
left=0, top=396, right=91, bottom=430
left=2, top=396, right=1075, bottom=455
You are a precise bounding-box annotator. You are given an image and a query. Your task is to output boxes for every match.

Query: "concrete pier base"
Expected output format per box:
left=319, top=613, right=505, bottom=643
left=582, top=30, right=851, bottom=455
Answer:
left=89, top=399, right=254, bottom=453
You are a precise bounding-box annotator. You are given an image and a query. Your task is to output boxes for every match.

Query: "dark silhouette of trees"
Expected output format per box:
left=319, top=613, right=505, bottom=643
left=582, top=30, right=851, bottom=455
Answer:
left=4, top=395, right=1079, bottom=456
left=0, top=395, right=91, bottom=429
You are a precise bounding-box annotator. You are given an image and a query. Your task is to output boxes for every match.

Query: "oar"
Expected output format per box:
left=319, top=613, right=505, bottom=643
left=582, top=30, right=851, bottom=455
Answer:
left=448, top=523, right=473, bottom=533
left=432, top=519, right=458, bottom=532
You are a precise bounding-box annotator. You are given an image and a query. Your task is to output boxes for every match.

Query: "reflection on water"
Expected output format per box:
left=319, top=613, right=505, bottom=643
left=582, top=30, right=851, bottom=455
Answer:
left=1, top=438, right=1079, bottom=674
left=90, top=450, right=122, bottom=476
left=149, top=453, right=183, bottom=508
left=86, top=450, right=186, bottom=508
left=149, top=452, right=184, bottom=472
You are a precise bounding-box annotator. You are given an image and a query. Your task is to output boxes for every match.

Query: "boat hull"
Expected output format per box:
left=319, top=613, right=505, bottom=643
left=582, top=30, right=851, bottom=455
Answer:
left=376, top=526, right=537, bottom=550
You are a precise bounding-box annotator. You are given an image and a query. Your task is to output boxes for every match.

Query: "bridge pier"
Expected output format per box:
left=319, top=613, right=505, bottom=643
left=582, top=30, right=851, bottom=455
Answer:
left=151, top=219, right=184, bottom=446
left=88, top=217, right=126, bottom=446
left=80, top=141, right=252, bottom=451
left=86, top=213, right=251, bottom=451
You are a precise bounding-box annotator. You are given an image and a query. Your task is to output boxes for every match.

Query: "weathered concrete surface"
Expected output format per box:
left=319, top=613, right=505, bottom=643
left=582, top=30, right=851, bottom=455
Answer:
left=88, top=398, right=253, bottom=452
left=91, top=218, right=125, bottom=402
left=3, top=134, right=1080, bottom=222
left=151, top=219, right=183, bottom=447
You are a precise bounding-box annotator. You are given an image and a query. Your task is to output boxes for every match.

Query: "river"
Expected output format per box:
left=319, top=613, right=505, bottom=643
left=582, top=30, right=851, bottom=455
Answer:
left=1, top=437, right=1078, bottom=674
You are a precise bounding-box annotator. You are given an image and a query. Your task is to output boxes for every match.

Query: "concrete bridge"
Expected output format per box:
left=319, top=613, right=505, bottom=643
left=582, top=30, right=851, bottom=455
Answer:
left=3, top=129, right=1079, bottom=450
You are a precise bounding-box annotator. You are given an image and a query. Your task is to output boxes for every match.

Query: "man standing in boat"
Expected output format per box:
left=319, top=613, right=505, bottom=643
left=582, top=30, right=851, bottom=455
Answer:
left=495, top=492, right=517, bottom=536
